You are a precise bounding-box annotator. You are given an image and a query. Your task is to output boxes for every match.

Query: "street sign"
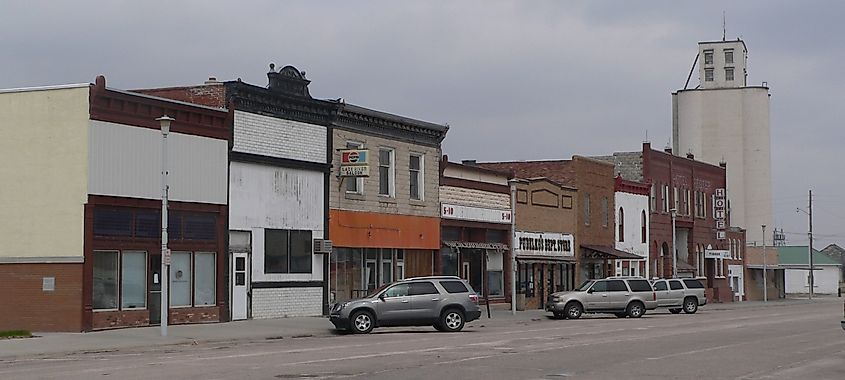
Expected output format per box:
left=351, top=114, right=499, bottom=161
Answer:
left=163, top=248, right=171, bottom=266
left=340, top=165, right=370, bottom=177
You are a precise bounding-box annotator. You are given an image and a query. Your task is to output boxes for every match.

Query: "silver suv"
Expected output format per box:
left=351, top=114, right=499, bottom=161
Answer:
left=546, top=277, right=658, bottom=319
left=329, top=276, right=482, bottom=334
left=651, top=278, right=707, bottom=314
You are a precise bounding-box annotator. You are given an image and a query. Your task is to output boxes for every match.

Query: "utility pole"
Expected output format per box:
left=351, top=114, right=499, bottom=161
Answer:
left=670, top=208, right=678, bottom=278
left=808, top=189, right=814, bottom=300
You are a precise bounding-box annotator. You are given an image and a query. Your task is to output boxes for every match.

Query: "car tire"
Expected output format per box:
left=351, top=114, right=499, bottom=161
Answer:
left=626, top=301, right=645, bottom=318
left=614, top=312, right=627, bottom=318
left=683, top=297, right=698, bottom=314
left=349, top=310, right=375, bottom=334
left=433, top=323, right=446, bottom=332
left=669, top=308, right=682, bottom=314
left=565, top=302, right=583, bottom=319
left=440, top=309, right=466, bottom=332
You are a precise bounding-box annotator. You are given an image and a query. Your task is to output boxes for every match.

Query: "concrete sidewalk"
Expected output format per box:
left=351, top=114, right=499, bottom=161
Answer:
left=1, top=297, right=838, bottom=360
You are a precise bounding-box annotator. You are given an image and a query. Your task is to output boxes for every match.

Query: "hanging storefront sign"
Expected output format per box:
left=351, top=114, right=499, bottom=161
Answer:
left=704, top=249, right=730, bottom=259
left=441, top=203, right=511, bottom=224
left=514, top=231, right=574, bottom=258
left=339, top=149, right=370, bottom=177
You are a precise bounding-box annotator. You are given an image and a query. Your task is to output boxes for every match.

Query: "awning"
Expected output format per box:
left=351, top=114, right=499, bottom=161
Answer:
left=516, top=254, right=576, bottom=263
left=676, top=261, right=697, bottom=272
left=443, top=241, right=508, bottom=251
left=581, top=245, right=643, bottom=260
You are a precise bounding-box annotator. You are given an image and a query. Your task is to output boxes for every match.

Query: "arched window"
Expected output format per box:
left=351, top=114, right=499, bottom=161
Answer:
left=640, top=210, right=647, bottom=243
left=618, top=207, right=624, bottom=242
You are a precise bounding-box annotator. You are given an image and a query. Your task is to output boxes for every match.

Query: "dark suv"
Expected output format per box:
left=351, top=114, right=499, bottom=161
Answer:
left=329, top=276, right=482, bottom=334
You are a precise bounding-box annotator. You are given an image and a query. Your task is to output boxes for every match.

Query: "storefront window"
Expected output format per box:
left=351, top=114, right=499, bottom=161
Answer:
left=265, top=229, right=313, bottom=274
left=194, top=252, right=216, bottom=306
left=171, top=251, right=192, bottom=307
left=441, top=247, right=457, bottom=276
left=120, top=251, right=146, bottom=309
left=93, top=251, right=119, bottom=309
left=487, top=250, right=504, bottom=296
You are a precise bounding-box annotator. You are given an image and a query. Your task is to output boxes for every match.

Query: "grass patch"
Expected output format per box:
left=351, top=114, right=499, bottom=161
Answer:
left=0, top=330, right=32, bottom=339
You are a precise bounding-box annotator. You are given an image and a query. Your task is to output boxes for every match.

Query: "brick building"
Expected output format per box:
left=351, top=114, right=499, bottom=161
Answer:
left=480, top=156, right=626, bottom=288
left=0, top=76, right=229, bottom=331
left=138, top=66, right=336, bottom=319
left=439, top=159, right=513, bottom=304
left=597, top=143, right=747, bottom=302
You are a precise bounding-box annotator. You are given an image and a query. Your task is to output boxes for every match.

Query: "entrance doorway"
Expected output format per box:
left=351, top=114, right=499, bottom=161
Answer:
left=231, top=252, right=249, bottom=320
left=149, top=255, right=162, bottom=325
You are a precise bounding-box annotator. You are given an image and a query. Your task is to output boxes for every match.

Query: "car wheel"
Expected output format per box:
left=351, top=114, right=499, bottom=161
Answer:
left=349, top=310, right=375, bottom=334
left=433, top=323, right=446, bottom=332
left=565, top=302, right=583, bottom=319
left=614, top=312, right=627, bottom=318
left=627, top=302, right=645, bottom=318
left=683, top=297, right=698, bottom=314
left=669, top=308, right=682, bottom=314
left=440, top=309, right=465, bottom=332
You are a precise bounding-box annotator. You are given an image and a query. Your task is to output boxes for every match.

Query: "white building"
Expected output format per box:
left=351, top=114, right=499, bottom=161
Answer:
left=613, top=178, right=650, bottom=278
left=779, top=246, right=842, bottom=295
left=672, top=38, right=773, bottom=245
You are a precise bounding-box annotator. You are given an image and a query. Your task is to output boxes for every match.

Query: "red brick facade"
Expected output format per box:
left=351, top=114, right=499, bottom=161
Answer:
left=133, top=82, right=226, bottom=109
left=0, top=263, right=83, bottom=332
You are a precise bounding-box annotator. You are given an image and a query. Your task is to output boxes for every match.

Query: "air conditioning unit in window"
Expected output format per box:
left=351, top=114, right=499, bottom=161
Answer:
left=313, top=239, right=333, bottom=254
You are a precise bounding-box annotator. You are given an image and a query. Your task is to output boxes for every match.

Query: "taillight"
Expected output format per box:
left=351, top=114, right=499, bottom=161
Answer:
left=469, top=294, right=479, bottom=304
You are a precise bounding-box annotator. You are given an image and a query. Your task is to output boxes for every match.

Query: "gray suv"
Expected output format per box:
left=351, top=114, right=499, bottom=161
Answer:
left=329, top=276, right=482, bottom=334
left=546, top=277, right=658, bottom=319
left=651, top=278, right=707, bottom=314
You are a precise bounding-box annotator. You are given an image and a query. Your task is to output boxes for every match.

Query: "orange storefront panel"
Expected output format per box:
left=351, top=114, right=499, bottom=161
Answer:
left=330, top=210, right=440, bottom=249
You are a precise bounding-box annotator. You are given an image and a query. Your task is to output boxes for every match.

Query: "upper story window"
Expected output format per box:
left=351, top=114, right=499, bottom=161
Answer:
left=409, top=153, right=423, bottom=200
left=662, top=184, right=669, bottom=213
left=703, top=50, right=714, bottom=65
left=673, top=187, right=680, bottom=212
left=584, top=193, right=591, bottom=226
left=705, top=68, right=714, bottom=82
left=346, top=141, right=364, bottom=194
left=650, top=184, right=656, bottom=212
left=725, top=67, right=735, bottom=81
left=618, top=207, right=624, bottom=242
left=641, top=210, right=647, bottom=243
left=601, top=197, right=609, bottom=228
left=378, top=148, right=395, bottom=197
left=724, top=49, right=734, bottom=64
left=685, top=189, right=691, bottom=215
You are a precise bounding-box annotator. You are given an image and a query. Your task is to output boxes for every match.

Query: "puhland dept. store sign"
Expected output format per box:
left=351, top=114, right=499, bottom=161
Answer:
left=514, top=232, right=574, bottom=258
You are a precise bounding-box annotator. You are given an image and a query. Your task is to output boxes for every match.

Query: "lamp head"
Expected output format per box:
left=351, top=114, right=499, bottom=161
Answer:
left=156, top=115, right=175, bottom=135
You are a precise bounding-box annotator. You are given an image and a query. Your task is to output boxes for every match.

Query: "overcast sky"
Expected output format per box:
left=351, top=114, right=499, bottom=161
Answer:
left=2, top=0, right=843, bottom=248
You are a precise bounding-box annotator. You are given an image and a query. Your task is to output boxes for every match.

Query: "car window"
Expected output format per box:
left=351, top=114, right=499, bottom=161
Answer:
left=382, top=283, right=409, bottom=298
left=627, top=279, right=652, bottom=292
left=669, top=280, right=684, bottom=290
left=439, top=280, right=469, bottom=294
left=683, top=279, right=705, bottom=289
left=653, top=281, right=667, bottom=291
left=606, top=280, right=628, bottom=292
left=576, top=280, right=595, bottom=291
left=409, top=282, right=439, bottom=295
left=590, top=281, right=608, bottom=292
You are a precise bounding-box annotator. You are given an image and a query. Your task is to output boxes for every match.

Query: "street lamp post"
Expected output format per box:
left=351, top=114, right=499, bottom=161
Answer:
left=509, top=179, right=518, bottom=315
left=670, top=208, right=677, bottom=278
left=762, top=224, right=767, bottom=303
left=157, top=115, right=174, bottom=337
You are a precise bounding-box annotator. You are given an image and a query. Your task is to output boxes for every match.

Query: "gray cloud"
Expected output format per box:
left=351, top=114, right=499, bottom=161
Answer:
left=2, top=0, right=843, bottom=247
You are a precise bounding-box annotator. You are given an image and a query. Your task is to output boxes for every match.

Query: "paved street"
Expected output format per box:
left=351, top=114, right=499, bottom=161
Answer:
left=1, top=298, right=843, bottom=380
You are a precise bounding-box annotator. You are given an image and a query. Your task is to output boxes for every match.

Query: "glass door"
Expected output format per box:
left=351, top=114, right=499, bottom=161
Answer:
left=149, top=255, right=162, bottom=324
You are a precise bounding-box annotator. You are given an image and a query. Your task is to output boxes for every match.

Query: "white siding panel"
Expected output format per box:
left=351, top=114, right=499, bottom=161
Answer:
left=233, top=111, right=327, bottom=163
left=88, top=121, right=228, bottom=204
left=229, top=162, right=325, bottom=282
left=440, top=186, right=510, bottom=210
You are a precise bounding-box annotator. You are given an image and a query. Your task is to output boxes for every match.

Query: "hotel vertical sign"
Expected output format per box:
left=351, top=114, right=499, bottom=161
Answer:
left=714, top=188, right=726, bottom=240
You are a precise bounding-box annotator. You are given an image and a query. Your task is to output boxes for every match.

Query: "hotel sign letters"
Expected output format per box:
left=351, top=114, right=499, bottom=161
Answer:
left=714, top=188, right=726, bottom=240
left=514, top=231, right=574, bottom=258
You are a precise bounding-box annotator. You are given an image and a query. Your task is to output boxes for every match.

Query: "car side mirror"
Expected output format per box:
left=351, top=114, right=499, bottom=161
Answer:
left=378, top=294, right=385, bottom=301
left=587, top=288, right=594, bottom=294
